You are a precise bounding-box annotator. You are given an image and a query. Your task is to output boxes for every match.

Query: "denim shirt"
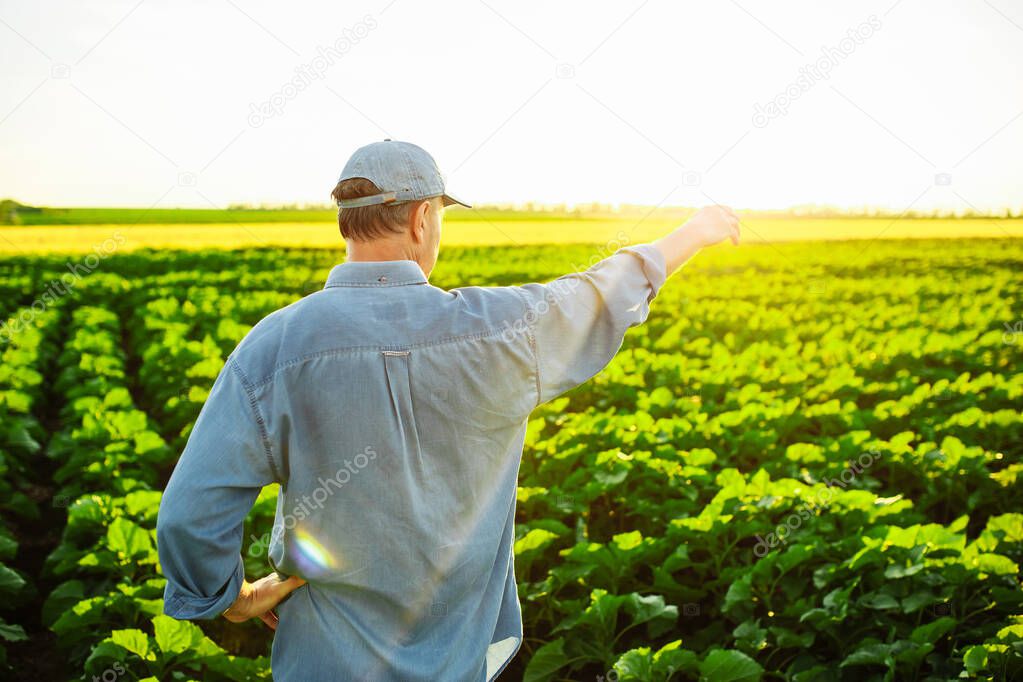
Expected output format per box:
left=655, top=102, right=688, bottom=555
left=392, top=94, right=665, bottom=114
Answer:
left=156, top=244, right=667, bottom=681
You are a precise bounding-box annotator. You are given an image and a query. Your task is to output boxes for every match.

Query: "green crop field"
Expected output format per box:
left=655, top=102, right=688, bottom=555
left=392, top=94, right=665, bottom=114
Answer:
left=1, top=237, right=1021, bottom=681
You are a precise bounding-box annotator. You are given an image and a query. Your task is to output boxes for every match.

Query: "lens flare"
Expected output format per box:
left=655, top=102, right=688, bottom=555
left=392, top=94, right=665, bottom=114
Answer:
left=292, top=529, right=336, bottom=575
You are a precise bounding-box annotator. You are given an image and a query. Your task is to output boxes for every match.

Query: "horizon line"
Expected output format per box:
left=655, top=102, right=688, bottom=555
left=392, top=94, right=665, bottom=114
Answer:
left=3, top=199, right=1022, bottom=219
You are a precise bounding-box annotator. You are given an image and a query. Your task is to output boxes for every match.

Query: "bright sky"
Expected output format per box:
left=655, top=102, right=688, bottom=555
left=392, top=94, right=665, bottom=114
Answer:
left=1, top=0, right=1021, bottom=212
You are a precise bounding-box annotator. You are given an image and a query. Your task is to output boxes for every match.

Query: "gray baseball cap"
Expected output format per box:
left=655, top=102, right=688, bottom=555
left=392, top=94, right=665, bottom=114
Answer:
left=337, top=139, right=470, bottom=209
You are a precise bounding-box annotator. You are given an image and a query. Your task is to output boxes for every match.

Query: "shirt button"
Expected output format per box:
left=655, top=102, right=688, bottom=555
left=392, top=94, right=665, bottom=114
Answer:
left=378, top=275, right=387, bottom=283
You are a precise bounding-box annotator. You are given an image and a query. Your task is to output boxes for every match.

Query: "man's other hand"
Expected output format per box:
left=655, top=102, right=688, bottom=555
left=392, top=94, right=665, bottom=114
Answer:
left=222, top=572, right=307, bottom=630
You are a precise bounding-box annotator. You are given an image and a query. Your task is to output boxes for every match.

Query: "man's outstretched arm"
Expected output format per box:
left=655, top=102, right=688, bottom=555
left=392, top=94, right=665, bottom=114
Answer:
left=156, top=355, right=303, bottom=630
left=512, top=205, right=741, bottom=404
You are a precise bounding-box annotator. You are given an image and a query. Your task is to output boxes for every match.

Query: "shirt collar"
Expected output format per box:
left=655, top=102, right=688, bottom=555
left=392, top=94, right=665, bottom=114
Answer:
left=323, top=260, right=429, bottom=288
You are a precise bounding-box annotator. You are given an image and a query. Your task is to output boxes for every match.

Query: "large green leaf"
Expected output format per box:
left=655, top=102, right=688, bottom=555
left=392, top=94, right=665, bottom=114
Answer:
left=614, top=647, right=654, bottom=680
left=110, top=628, right=153, bottom=661
left=523, top=638, right=571, bottom=682
left=41, top=579, right=85, bottom=627
left=622, top=593, right=678, bottom=638
left=153, top=614, right=205, bottom=655
left=84, top=640, right=129, bottom=669
left=910, top=616, right=956, bottom=645
left=962, top=645, right=988, bottom=674
left=152, top=614, right=223, bottom=658
left=0, top=564, right=26, bottom=595
left=515, top=528, right=558, bottom=554
left=840, top=641, right=893, bottom=668
left=0, top=530, right=17, bottom=560
left=699, top=649, right=763, bottom=682
left=0, top=621, right=27, bottom=642
left=106, top=517, right=153, bottom=560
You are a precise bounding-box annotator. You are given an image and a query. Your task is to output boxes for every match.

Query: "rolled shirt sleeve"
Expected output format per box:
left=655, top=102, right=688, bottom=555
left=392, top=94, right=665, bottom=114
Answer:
left=513, top=243, right=667, bottom=404
left=156, top=355, right=280, bottom=620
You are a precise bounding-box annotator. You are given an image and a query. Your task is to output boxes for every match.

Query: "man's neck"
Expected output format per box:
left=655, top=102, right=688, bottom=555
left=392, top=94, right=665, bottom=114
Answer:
left=346, top=238, right=415, bottom=263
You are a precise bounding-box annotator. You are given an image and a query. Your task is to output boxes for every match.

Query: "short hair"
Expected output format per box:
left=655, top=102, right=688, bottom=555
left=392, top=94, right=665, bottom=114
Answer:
left=330, top=177, right=418, bottom=241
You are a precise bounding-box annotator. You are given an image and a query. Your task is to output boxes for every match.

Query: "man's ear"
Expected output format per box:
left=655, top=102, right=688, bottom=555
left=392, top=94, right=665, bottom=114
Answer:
left=409, top=200, right=430, bottom=244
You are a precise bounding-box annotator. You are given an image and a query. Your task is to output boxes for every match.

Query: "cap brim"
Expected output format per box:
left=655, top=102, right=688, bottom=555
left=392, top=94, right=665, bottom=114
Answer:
left=441, top=193, right=471, bottom=209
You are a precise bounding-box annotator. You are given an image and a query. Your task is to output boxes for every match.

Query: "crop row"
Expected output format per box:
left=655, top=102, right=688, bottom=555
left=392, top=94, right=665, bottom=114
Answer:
left=0, top=300, right=61, bottom=666
left=33, top=276, right=271, bottom=680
